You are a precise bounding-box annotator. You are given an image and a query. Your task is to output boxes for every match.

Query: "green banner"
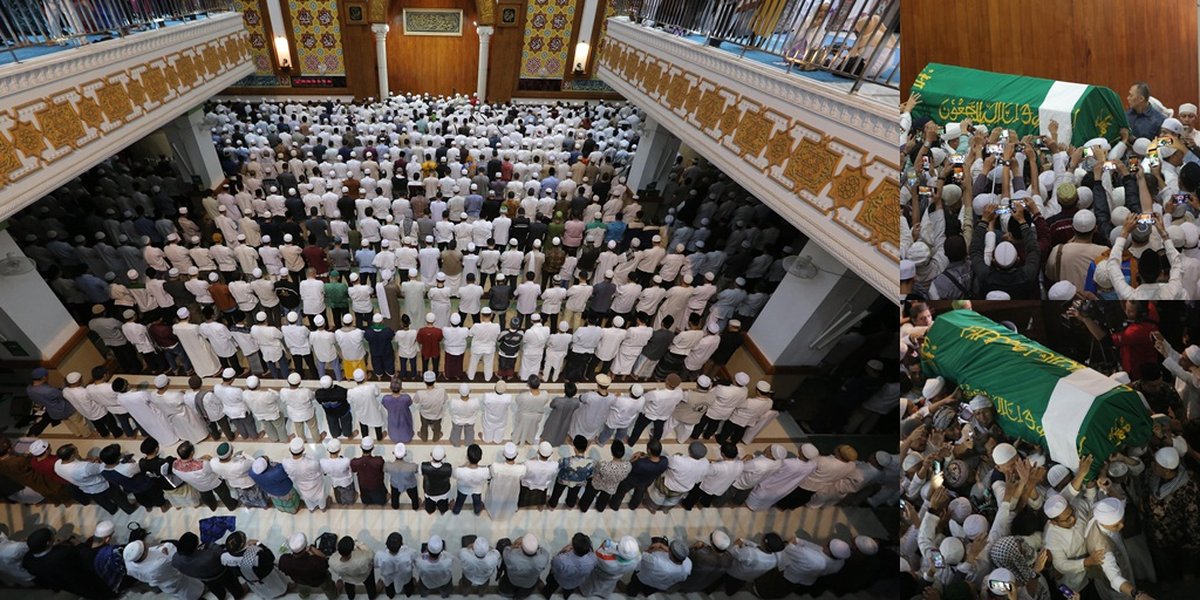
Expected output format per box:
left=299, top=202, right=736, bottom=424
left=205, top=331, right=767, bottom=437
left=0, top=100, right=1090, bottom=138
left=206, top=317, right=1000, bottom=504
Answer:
left=920, top=310, right=1151, bottom=478
left=909, top=63, right=1129, bottom=147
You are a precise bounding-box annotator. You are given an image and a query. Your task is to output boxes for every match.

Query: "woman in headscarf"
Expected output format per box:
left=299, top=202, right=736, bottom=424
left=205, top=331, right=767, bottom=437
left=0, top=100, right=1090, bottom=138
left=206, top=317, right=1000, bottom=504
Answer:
left=219, top=531, right=289, bottom=599
left=987, top=536, right=1052, bottom=600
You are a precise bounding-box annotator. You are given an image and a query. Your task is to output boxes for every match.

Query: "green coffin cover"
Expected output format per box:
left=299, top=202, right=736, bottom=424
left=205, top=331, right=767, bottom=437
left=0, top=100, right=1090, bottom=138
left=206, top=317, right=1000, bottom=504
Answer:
left=919, top=309, right=1151, bottom=478
left=909, top=62, right=1129, bottom=147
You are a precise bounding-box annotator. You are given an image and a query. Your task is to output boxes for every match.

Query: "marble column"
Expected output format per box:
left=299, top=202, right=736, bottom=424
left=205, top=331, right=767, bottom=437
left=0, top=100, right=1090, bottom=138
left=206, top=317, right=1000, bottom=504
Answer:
left=163, top=107, right=223, bottom=189
left=626, top=114, right=681, bottom=193
left=476, top=26, right=495, bottom=101
left=372, top=23, right=390, bottom=100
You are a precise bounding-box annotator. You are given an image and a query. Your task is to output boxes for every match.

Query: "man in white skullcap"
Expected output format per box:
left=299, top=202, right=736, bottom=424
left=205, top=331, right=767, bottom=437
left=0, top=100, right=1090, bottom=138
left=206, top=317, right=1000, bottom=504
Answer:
left=502, top=533, right=550, bottom=598
left=696, top=371, right=750, bottom=439
left=1083, top=497, right=1148, bottom=600
left=414, top=534, right=454, bottom=596
left=1043, top=491, right=1105, bottom=596
left=460, top=536, right=502, bottom=588
left=123, top=539, right=206, bottom=600
left=1150, top=333, right=1200, bottom=420
left=281, top=437, right=327, bottom=511
left=172, top=307, right=222, bottom=377
left=1045, top=208, right=1107, bottom=293
left=974, top=199, right=1041, bottom=298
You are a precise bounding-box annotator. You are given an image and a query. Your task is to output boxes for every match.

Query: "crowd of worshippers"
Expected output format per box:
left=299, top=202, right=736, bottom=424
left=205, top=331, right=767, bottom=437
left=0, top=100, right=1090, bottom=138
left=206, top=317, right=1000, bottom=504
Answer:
left=0, top=519, right=892, bottom=600
left=12, top=361, right=895, bottom=515
left=899, top=83, right=1200, bottom=302
left=897, top=302, right=1200, bottom=600
left=13, top=96, right=796, bottom=384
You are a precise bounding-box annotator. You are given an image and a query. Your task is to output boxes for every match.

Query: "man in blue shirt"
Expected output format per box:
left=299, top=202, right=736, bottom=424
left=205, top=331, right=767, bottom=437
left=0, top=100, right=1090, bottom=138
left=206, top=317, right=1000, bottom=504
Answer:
left=1126, top=82, right=1166, bottom=141
left=27, top=367, right=90, bottom=436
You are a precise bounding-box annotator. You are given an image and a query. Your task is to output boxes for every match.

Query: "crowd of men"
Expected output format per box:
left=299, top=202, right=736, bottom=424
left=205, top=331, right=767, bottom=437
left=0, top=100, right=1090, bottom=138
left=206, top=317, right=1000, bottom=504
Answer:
left=14, top=95, right=797, bottom=387
left=900, top=82, right=1200, bottom=301
left=0, top=520, right=894, bottom=599
left=10, top=359, right=896, bottom=516
left=898, top=300, right=1200, bottom=599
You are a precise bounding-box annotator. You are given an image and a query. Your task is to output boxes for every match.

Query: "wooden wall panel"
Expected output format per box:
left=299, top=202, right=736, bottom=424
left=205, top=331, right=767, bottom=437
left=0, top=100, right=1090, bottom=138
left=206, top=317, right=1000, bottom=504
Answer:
left=487, top=0, right=526, bottom=102
left=900, top=0, right=1198, bottom=111
left=385, top=0, right=480, bottom=96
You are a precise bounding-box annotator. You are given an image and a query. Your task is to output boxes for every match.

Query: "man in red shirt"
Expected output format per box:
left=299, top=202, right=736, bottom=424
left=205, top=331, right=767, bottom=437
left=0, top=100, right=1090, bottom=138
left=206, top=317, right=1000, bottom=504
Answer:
left=302, top=235, right=330, bottom=276
left=416, top=312, right=444, bottom=374
left=349, top=437, right=386, bottom=505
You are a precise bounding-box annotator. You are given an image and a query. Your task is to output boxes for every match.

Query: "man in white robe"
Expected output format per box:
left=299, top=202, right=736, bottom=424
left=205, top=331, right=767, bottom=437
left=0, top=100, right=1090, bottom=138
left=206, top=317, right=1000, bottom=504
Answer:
left=115, top=377, right=179, bottom=446
left=123, top=541, right=205, bottom=600
left=172, top=308, right=220, bottom=376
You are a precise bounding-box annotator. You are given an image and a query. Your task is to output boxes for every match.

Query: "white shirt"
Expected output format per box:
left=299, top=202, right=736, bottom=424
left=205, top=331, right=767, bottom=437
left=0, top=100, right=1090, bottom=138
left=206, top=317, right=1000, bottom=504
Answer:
left=336, top=327, right=367, bottom=360
left=63, top=385, right=108, bottom=420
left=458, top=284, right=484, bottom=314
left=520, top=458, right=560, bottom=490
left=700, top=459, right=745, bottom=495
left=280, top=386, right=318, bottom=421
left=540, top=287, right=566, bottom=313
left=453, top=465, right=491, bottom=494
left=321, top=456, right=355, bottom=487
left=209, top=455, right=257, bottom=489
left=442, top=326, right=470, bottom=355
left=515, top=281, right=541, bottom=314
left=605, top=394, right=645, bottom=429
left=448, top=397, right=481, bottom=425
left=311, top=329, right=339, bottom=362
left=641, top=387, right=684, bottom=421
left=469, top=322, right=501, bottom=353
left=243, top=389, right=283, bottom=420
left=198, top=321, right=238, bottom=357
left=281, top=323, right=312, bottom=354
left=664, top=454, right=709, bottom=493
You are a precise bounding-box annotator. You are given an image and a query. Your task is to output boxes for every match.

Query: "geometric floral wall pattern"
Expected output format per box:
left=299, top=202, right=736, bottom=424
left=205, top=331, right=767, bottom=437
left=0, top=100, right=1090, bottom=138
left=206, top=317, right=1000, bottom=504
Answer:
left=596, top=36, right=901, bottom=261
left=520, top=0, right=578, bottom=79
left=288, top=0, right=345, bottom=76
left=231, top=0, right=276, bottom=76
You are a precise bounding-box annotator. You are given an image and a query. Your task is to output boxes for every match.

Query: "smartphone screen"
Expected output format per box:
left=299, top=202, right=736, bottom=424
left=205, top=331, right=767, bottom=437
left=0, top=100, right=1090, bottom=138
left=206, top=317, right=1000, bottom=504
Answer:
left=1059, top=585, right=1076, bottom=599
left=989, top=580, right=1013, bottom=594
left=1174, top=193, right=1189, bottom=204
left=1137, top=213, right=1156, bottom=224
left=918, top=186, right=933, bottom=200
left=932, top=551, right=945, bottom=568
left=1083, top=147, right=1094, bottom=158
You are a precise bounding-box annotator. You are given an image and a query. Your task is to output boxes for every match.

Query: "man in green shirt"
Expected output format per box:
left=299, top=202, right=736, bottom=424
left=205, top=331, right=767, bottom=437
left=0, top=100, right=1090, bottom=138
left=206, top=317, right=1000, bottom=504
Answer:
left=325, top=271, right=350, bottom=325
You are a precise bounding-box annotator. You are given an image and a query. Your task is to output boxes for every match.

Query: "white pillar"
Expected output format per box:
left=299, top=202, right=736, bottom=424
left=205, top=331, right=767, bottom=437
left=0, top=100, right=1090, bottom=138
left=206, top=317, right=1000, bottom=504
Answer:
left=0, top=231, right=80, bottom=361
left=747, top=240, right=877, bottom=367
left=372, top=23, right=390, bottom=100
left=627, top=115, right=680, bottom=193
left=476, top=26, right=495, bottom=102
left=164, top=107, right=223, bottom=189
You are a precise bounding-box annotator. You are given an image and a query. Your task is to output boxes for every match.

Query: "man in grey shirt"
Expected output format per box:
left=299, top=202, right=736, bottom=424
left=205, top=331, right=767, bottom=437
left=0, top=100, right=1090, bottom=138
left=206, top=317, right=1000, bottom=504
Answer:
left=679, top=531, right=733, bottom=592
left=415, top=534, right=454, bottom=596
left=545, top=533, right=597, bottom=597
left=587, top=270, right=617, bottom=323
left=502, top=534, right=550, bottom=599
left=328, top=240, right=352, bottom=273
left=88, top=304, right=141, bottom=372
left=385, top=443, right=420, bottom=510
left=628, top=538, right=692, bottom=594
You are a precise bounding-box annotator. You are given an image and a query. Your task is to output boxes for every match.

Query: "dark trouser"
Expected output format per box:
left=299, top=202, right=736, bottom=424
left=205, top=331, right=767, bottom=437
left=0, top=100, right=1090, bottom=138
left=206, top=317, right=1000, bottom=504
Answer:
left=292, top=352, right=318, bottom=378
left=728, top=486, right=753, bottom=507
left=626, top=573, right=666, bottom=596
left=202, top=567, right=247, bottom=600
left=391, top=486, right=420, bottom=510
left=207, top=416, right=237, bottom=441
left=576, top=483, right=612, bottom=512
left=419, top=415, right=442, bottom=442
left=132, top=486, right=166, bottom=508
left=610, top=480, right=649, bottom=510
left=399, top=356, right=418, bottom=379
left=544, top=312, right=560, bottom=330
left=418, top=580, right=451, bottom=598
left=113, top=412, right=142, bottom=437
left=563, top=351, right=592, bottom=382
left=330, top=305, right=349, bottom=326
left=777, top=487, right=815, bottom=510
left=693, top=415, right=723, bottom=439
left=360, top=423, right=384, bottom=440
left=361, top=485, right=388, bottom=505
left=543, top=573, right=579, bottom=598
left=345, top=567, right=378, bottom=600
left=326, top=411, right=354, bottom=438
left=217, top=353, right=242, bottom=372
left=360, top=271, right=377, bottom=287
left=547, top=481, right=580, bottom=508
left=424, top=496, right=449, bottom=514
left=500, top=573, right=541, bottom=600
left=356, top=312, right=372, bottom=328
left=372, top=352, right=396, bottom=377
left=229, top=415, right=258, bottom=439
left=626, top=414, right=665, bottom=446
left=452, top=491, right=484, bottom=515
left=518, top=486, right=547, bottom=507
left=90, top=413, right=121, bottom=438
left=111, top=343, right=142, bottom=372
left=140, top=351, right=166, bottom=373
left=422, top=356, right=441, bottom=373
left=384, top=581, right=415, bottom=598
left=89, top=485, right=136, bottom=514
left=198, top=482, right=240, bottom=510
left=162, top=344, right=192, bottom=373
left=681, top=486, right=715, bottom=509
left=444, top=353, right=464, bottom=380
left=716, top=420, right=747, bottom=445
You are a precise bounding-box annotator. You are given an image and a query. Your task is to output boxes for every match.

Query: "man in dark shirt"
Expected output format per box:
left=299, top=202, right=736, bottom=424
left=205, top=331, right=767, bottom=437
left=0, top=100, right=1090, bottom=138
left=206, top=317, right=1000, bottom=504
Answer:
left=417, top=316, right=444, bottom=373
left=587, top=272, right=616, bottom=324
left=350, top=439, right=387, bottom=505
left=679, top=531, right=734, bottom=592
left=306, top=209, right=332, bottom=248
left=707, top=320, right=744, bottom=375
left=316, top=376, right=354, bottom=439
left=488, top=275, right=514, bottom=316
left=638, top=316, right=677, bottom=376
left=278, top=533, right=336, bottom=597
left=172, top=532, right=245, bottom=599
left=22, top=528, right=114, bottom=599
left=302, top=237, right=330, bottom=276
left=163, top=268, right=194, bottom=308
left=1126, top=81, right=1166, bottom=141
left=274, top=274, right=301, bottom=313
left=510, top=210, right=531, bottom=251
left=608, top=439, right=669, bottom=510
left=421, top=447, right=452, bottom=514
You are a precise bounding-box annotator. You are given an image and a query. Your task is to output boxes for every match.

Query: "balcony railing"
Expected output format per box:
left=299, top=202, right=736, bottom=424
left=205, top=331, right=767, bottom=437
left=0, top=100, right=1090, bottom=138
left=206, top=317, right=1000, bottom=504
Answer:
left=0, top=0, right=236, bottom=63
left=610, top=0, right=898, bottom=93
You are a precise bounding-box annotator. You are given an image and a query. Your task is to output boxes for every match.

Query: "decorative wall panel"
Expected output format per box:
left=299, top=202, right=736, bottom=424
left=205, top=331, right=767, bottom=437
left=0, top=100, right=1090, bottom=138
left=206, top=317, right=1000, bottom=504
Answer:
left=288, top=0, right=346, bottom=75
left=520, top=0, right=578, bottom=79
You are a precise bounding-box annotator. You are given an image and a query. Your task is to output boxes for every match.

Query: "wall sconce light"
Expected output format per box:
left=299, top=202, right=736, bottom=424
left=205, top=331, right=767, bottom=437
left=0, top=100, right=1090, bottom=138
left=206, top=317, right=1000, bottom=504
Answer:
left=273, top=36, right=292, bottom=71
left=573, top=41, right=590, bottom=75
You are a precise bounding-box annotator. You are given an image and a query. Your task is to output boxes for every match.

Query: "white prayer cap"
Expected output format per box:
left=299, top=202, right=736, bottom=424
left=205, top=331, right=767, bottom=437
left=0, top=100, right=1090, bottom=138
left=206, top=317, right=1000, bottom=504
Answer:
left=362, top=437, right=375, bottom=451
left=873, top=451, right=892, bottom=467
left=1182, top=222, right=1200, bottom=247
left=613, top=316, right=625, bottom=327
left=252, top=268, right=263, bottom=278
left=800, top=443, right=819, bottom=459
left=66, top=371, right=82, bottom=385
left=968, top=395, right=992, bottom=411
left=473, top=537, right=490, bottom=558
left=1185, top=345, right=1200, bottom=364
left=394, top=443, right=407, bottom=458
left=963, top=514, right=988, bottom=538
left=425, top=312, right=435, bottom=323
left=279, top=267, right=289, bottom=276
left=373, top=313, right=384, bottom=324
left=991, top=443, right=1017, bottom=465
left=538, top=441, right=554, bottom=457
left=1090, top=497, right=1125, bottom=528
left=325, top=438, right=342, bottom=453
left=287, top=311, right=298, bottom=323
left=431, top=445, right=446, bottom=461
left=734, top=372, right=750, bottom=385
left=423, top=371, right=436, bottom=383
left=1109, top=371, right=1131, bottom=384
left=94, top=520, right=115, bottom=538
left=1111, top=206, right=1132, bottom=227
left=1108, top=461, right=1130, bottom=477
left=1072, top=209, right=1096, bottom=234
left=504, top=442, right=518, bottom=459
left=853, top=535, right=878, bottom=556
left=901, top=452, right=922, bottom=471
left=604, top=269, right=614, bottom=278
left=993, top=241, right=1018, bottom=267
left=283, top=234, right=293, bottom=243
left=1043, top=493, right=1069, bottom=518
left=289, top=533, right=308, bottom=552
left=1047, top=280, right=1077, bottom=301
left=985, top=290, right=1011, bottom=300
left=558, top=321, right=570, bottom=332
left=521, top=534, right=540, bottom=554
left=407, top=269, right=417, bottom=278
left=1047, top=464, right=1071, bottom=488
left=938, top=537, right=963, bottom=565
left=319, top=375, right=333, bottom=389
left=949, top=497, right=972, bottom=522
left=124, top=541, right=146, bottom=562
left=29, top=439, right=48, bottom=456
left=428, top=535, right=444, bottom=554
left=1163, top=118, right=1185, bottom=135
left=222, top=367, right=236, bottom=380
left=1174, top=435, right=1188, bottom=457
left=922, top=376, right=944, bottom=399
left=154, top=374, right=169, bottom=389
left=314, top=315, right=326, bottom=327
left=343, top=313, right=355, bottom=325
left=354, top=368, right=366, bottom=382
left=899, top=260, right=916, bottom=280
left=829, top=539, right=852, bottom=559
left=617, top=536, right=640, bottom=560
left=630, top=384, right=644, bottom=397
left=458, top=383, right=471, bottom=396
left=177, top=307, right=191, bottom=319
